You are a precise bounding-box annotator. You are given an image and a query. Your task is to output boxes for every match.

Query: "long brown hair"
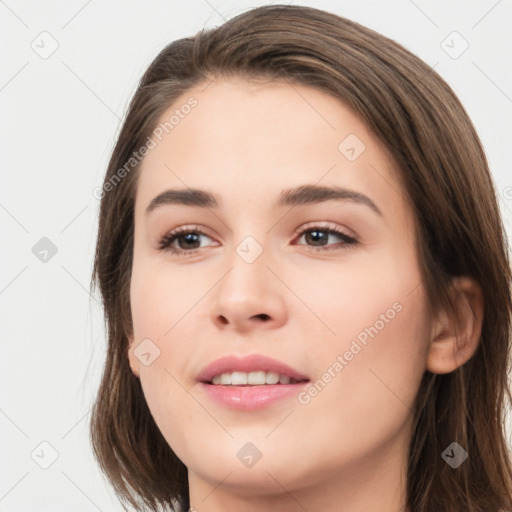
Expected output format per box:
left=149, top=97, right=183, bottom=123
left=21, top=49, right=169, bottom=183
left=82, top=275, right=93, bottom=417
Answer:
left=89, top=5, right=512, bottom=511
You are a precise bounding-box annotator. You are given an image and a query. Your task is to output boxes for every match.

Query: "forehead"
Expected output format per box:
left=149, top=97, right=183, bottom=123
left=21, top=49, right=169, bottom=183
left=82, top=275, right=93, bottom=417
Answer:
left=134, top=77, right=406, bottom=221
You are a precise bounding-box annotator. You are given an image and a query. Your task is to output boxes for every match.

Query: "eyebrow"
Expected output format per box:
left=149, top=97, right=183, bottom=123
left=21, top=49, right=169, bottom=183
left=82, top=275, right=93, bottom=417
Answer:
left=145, top=184, right=383, bottom=217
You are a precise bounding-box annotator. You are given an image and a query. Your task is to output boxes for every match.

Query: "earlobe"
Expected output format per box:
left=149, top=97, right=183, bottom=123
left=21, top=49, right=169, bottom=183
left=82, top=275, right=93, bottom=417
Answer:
left=127, top=335, right=141, bottom=378
left=426, top=276, right=484, bottom=375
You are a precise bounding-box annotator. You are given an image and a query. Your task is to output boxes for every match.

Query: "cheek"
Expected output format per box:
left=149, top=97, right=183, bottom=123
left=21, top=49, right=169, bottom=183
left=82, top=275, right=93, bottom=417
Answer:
left=129, top=260, right=199, bottom=340
left=297, top=280, right=429, bottom=453
left=129, top=263, right=206, bottom=441
left=292, top=247, right=429, bottom=436
left=283, top=249, right=422, bottom=346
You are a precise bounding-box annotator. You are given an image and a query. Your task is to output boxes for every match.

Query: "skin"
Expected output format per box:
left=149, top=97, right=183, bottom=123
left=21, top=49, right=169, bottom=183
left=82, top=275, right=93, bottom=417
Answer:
left=127, top=76, right=484, bottom=512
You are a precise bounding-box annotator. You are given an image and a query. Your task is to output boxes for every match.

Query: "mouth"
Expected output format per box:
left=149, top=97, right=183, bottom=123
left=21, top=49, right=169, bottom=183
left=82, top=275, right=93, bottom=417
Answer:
left=197, top=353, right=310, bottom=386
left=196, top=353, right=310, bottom=409
left=198, top=355, right=310, bottom=412
left=208, top=370, right=308, bottom=386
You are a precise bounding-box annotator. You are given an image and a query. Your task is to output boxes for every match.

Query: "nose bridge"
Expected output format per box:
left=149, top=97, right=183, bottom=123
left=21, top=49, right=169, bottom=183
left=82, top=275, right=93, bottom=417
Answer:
left=223, top=209, right=272, bottom=285
left=210, top=229, right=287, bottom=331
left=221, top=234, right=270, bottom=303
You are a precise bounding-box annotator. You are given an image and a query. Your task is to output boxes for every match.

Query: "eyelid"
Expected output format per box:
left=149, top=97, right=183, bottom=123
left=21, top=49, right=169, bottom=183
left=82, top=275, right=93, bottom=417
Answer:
left=158, top=224, right=218, bottom=249
left=158, top=221, right=359, bottom=254
left=292, top=220, right=356, bottom=240
left=163, top=224, right=216, bottom=240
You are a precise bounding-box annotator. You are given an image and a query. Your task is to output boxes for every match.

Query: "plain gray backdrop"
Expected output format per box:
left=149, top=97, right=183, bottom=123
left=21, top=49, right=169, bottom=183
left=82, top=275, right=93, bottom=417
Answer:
left=1, top=0, right=511, bottom=510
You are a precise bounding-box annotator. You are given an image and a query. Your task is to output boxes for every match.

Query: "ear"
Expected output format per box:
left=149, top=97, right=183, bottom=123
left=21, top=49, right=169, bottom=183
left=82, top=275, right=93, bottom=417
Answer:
left=426, top=276, right=484, bottom=374
left=127, top=333, right=140, bottom=378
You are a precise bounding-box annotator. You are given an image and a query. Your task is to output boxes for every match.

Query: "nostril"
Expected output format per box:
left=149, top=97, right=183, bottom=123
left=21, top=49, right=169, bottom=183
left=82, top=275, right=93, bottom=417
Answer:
left=254, top=313, right=270, bottom=321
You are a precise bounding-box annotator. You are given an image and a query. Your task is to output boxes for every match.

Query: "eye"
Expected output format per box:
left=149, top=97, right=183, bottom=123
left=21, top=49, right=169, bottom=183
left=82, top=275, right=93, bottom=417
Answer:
left=157, top=226, right=217, bottom=256
left=293, top=223, right=358, bottom=252
left=157, top=223, right=359, bottom=256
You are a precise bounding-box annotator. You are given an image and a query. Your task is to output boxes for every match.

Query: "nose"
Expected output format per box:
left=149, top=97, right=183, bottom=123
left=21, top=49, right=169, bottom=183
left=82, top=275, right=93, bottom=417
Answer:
left=210, top=245, right=287, bottom=333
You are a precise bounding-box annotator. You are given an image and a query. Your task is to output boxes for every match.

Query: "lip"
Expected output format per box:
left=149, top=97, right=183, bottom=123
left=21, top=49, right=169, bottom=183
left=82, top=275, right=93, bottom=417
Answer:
left=196, top=354, right=310, bottom=411
left=197, top=354, right=309, bottom=383
left=198, top=381, right=309, bottom=410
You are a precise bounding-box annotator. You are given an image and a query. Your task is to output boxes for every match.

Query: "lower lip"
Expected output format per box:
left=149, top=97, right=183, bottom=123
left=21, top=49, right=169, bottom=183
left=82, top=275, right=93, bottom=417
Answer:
left=198, top=382, right=309, bottom=410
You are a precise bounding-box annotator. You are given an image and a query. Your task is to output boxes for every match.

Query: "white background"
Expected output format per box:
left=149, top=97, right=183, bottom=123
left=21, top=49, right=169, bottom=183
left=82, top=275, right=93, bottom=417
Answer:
left=1, top=0, right=511, bottom=510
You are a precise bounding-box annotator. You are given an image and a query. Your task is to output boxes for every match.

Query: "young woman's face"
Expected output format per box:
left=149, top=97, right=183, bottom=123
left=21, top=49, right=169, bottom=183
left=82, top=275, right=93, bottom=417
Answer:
left=128, top=77, right=432, bottom=505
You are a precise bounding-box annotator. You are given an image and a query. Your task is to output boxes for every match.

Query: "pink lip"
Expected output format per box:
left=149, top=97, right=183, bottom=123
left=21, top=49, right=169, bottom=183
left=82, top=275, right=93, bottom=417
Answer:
left=196, top=354, right=310, bottom=410
left=196, top=354, right=309, bottom=383
left=198, top=381, right=309, bottom=410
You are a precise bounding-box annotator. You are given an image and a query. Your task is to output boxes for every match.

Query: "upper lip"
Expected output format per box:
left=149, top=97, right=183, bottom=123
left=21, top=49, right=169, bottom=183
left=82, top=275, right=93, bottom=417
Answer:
left=197, top=354, right=310, bottom=383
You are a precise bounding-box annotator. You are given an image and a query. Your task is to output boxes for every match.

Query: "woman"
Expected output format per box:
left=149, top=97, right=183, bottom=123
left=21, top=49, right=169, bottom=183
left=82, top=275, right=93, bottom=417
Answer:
left=90, top=4, right=512, bottom=511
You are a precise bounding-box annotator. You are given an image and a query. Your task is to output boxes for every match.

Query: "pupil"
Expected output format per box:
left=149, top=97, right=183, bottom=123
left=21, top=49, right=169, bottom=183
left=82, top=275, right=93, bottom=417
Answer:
left=180, top=233, right=199, bottom=249
left=177, top=230, right=329, bottom=250
left=306, top=230, right=327, bottom=246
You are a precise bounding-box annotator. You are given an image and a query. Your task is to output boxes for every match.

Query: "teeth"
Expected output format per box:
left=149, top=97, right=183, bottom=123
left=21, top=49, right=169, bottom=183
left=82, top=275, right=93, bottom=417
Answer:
left=266, top=371, right=279, bottom=384
left=220, top=373, right=231, bottom=385
left=210, top=371, right=296, bottom=385
left=248, top=371, right=266, bottom=385
left=231, top=371, right=248, bottom=385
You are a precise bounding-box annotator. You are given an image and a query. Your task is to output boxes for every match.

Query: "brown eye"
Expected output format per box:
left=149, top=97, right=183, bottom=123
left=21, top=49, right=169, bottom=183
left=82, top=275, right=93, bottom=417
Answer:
left=295, top=225, right=358, bottom=251
left=158, top=227, right=216, bottom=255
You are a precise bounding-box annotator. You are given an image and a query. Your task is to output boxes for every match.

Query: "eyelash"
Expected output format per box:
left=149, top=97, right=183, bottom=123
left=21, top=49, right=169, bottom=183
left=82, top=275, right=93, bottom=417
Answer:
left=157, top=223, right=359, bottom=256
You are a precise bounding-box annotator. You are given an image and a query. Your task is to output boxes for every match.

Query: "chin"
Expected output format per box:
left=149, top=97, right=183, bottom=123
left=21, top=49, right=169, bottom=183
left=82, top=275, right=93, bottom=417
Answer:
left=185, top=438, right=315, bottom=491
